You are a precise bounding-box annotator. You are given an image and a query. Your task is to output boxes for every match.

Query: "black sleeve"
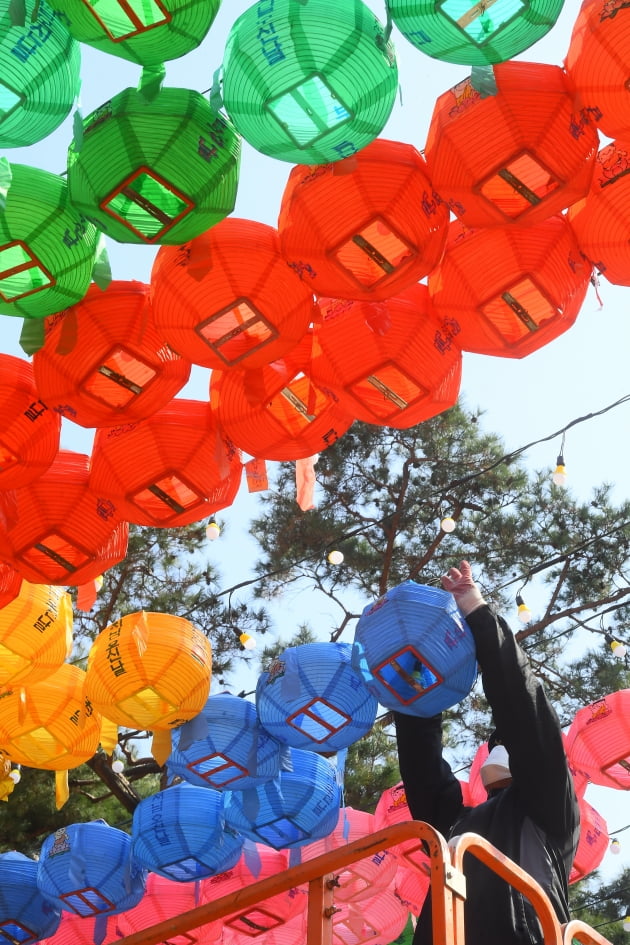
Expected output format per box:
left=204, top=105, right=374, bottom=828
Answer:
left=465, top=605, right=579, bottom=841
left=394, top=710, right=464, bottom=838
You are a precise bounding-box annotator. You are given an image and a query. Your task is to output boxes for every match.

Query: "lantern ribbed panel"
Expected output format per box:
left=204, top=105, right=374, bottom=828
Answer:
left=223, top=748, right=341, bottom=850
left=565, top=0, right=630, bottom=141
left=38, top=912, right=122, bottom=945
left=67, top=87, right=240, bottom=246
left=85, top=611, right=211, bottom=731
left=256, top=642, right=378, bottom=751
left=0, top=852, right=61, bottom=944
left=0, top=664, right=102, bottom=770
left=0, top=562, right=22, bottom=608
left=222, top=908, right=307, bottom=945
left=310, top=287, right=462, bottom=428
left=331, top=890, right=409, bottom=945
left=352, top=581, right=478, bottom=716
left=0, top=162, right=100, bottom=320
left=0, top=354, right=60, bottom=487
left=567, top=140, right=630, bottom=286
left=467, top=743, right=491, bottom=807
left=565, top=690, right=630, bottom=789
left=37, top=821, right=146, bottom=917
left=0, top=0, right=80, bottom=148
left=277, top=139, right=449, bottom=301
left=569, top=798, right=608, bottom=884
left=117, top=873, right=223, bottom=943
left=0, top=582, right=71, bottom=687
left=210, top=333, right=355, bottom=461
left=424, top=61, right=599, bottom=229
left=131, top=784, right=244, bottom=881
left=51, top=0, right=221, bottom=65
left=428, top=216, right=592, bottom=359
left=395, top=861, right=430, bottom=917
left=32, top=282, right=191, bottom=428
left=387, top=0, right=564, bottom=65
left=150, top=218, right=314, bottom=370
left=89, top=399, right=242, bottom=527
left=374, top=782, right=430, bottom=873
left=221, top=0, right=398, bottom=165
left=169, top=693, right=282, bottom=791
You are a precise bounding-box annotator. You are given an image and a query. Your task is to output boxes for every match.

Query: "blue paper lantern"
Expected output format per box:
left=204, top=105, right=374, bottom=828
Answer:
left=256, top=642, right=378, bottom=751
left=223, top=748, right=341, bottom=850
left=169, top=693, right=283, bottom=791
left=351, top=580, right=478, bottom=716
left=37, top=821, right=146, bottom=917
left=0, top=851, right=61, bottom=944
left=131, top=783, right=244, bottom=881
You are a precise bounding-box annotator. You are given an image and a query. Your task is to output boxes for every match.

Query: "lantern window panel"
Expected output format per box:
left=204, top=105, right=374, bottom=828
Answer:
left=254, top=816, right=309, bottom=850
left=266, top=375, right=326, bottom=436
left=0, top=920, right=35, bottom=945
left=80, top=347, right=158, bottom=407
left=61, top=887, right=115, bottom=917
left=478, top=151, right=560, bottom=220
left=187, top=752, right=249, bottom=789
left=12, top=726, right=64, bottom=767
left=226, top=908, right=284, bottom=936
left=287, top=698, right=351, bottom=743
left=159, top=856, right=209, bottom=883
left=481, top=277, right=557, bottom=345
left=401, top=840, right=429, bottom=872
left=438, top=0, right=526, bottom=46
left=195, top=299, right=279, bottom=366
left=332, top=217, right=416, bottom=288
left=81, top=0, right=170, bottom=41
left=0, top=439, right=19, bottom=472
left=0, top=642, right=29, bottom=678
left=102, top=168, right=194, bottom=242
left=374, top=646, right=442, bottom=706
left=117, top=686, right=178, bottom=728
left=0, top=81, right=24, bottom=121
left=0, top=241, right=54, bottom=302
left=601, top=755, right=630, bottom=789
left=19, top=533, right=91, bottom=581
left=266, top=74, right=353, bottom=149
left=335, top=914, right=379, bottom=940
left=130, top=474, right=206, bottom=521
left=350, top=364, right=427, bottom=420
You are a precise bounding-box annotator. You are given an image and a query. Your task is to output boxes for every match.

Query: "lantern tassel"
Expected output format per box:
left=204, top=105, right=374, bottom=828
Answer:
left=55, top=770, right=70, bottom=809
left=151, top=730, right=172, bottom=767
left=138, top=63, right=166, bottom=103
left=295, top=456, right=316, bottom=510
left=19, top=318, right=45, bottom=355
left=76, top=578, right=98, bottom=612
left=100, top=717, right=119, bottom=754
left=0, top=157, right=12, bottom=211
left=91, top=235, right=112, bottom=290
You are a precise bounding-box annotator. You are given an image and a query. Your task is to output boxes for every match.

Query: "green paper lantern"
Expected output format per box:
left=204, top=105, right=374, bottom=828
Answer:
left=51, top=0, right=221, bottom=66
left=0, top=0, right=81, bottom=147
left=387, top=0, right=565, bottom=65
left=0, top=160, right=100, bottom=320
left=221, top=0, right=398, bottom=165
left=67, top=86, right=241, bottom=245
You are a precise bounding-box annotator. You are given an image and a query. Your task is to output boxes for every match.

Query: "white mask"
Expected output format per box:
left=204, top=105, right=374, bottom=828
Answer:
left=480, top=744, right=511, bottom=789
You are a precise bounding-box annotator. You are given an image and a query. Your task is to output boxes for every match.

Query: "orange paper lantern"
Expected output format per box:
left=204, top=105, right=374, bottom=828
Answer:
left=428, top=216, right=592, bottom=358
left=0, top=354, right=60, bottom=489
left=89, top=399, right=242, bottom=527
left=565, top=690, right=630, bottom=790
left=424, top=61, right=599, bottom=229
left=150, top=218, right=315, bottom=370
left=32, top=282, right=191, bottom=428
left=278, top=139, right=449, bottom=301
left=0, top=581, right=72, bottom=688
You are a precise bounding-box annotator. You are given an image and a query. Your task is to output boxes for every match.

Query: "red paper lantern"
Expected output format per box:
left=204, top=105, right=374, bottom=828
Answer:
left=89, top=399, right=242, bottom=527
left=0, top=562, right=22, bottom=609
left=565, top=690, right=630, bottom=790
left=278, top=139, right=449, bottom=301
left=150, top=218, right=315, bottom=370
left=428, top=216, right=592, bottom=358
left=210, top=334, right=355, bottom=461
left=565, top=0, right=630, bottom=141
left=310, top=286, right=461, bottom=428
left=0, top=451, right=128, bottom=586
left=569, top=797, right=608, bottom=884
left=32, top=282, right=191, bottom=428
left=0, top=354, right=60, bottom=489
left=424, top=61, right=599, bottom=229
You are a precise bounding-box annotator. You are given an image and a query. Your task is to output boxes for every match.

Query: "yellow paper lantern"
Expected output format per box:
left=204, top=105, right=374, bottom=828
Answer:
left=0, top=581, right=72, bottom=687
left=85, top=611, right=211, bottom=731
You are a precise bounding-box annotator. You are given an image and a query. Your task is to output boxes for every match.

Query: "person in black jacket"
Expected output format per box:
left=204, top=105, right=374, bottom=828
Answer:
left=394, top=561, right=580, bottom=945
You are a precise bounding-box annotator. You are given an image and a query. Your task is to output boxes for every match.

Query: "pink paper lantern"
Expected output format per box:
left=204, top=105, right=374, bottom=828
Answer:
left=565, top=690, right=630, bottom=790
left=569, top=798, right=608, bottom=885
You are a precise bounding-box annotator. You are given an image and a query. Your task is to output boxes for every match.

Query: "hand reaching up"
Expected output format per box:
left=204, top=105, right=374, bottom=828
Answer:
left=441, top=560, right=486, bottom=616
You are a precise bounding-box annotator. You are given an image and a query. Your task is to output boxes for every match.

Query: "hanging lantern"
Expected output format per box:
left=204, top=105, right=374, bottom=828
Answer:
left=221, top=0, right=398, bottom=165
left=373, top=782, right=430, bottom=876
left=116, top=873, right=223, bottom=944
left=564, top=690, right=630, bottom=790
left=428, top=216, right=592, bottom=359
left=37, top=912, right=121, bottom=945
left=0, top=160, right=101, bottom=320
left=0, top=354, right=60, bottom=489
left=0, top=450, right=128, bottom=587
left=0, top=664, right=102, bottom=771
left=150, top=218, right=315, bottom=370
left=223, top=748, right=341, bottom=850
left=277, top=139, right=449, bottom=301
left=569, top=797, right=608, bottom=884
left=51, top=0, right=221, bottom=66
left=464, top=743, right=491, bottom=807
left=424, top=61, right=599, bottom=230
left=330, top=890, right=410, bottom=945
left=386, top=0, right=564, bottom=66
left=0, top=0, right=80, bottom=148
left=0, top=561, right=22, bottom=608
left=0, top=581, right=72, bottom=688
left=565, top=0, right=630, bottom=141
left=352, top=580, right=478, bottom=716
left=168, top=693, right=283, bottom=791
left=210, top=332, right=355, bottom=462
left=310, top=287, right=462, bottom=428
left=85, top=610, right=211, bottom=732
left=0, top=851, right=61, bottom=945
left=67, top=86, right=241, bottom=246
left=32, top=282, right=191, bottom=428
left=256, top=642, right=378, bottom=752
left=395, top=861, right=430, bottom=917
left=131, top=784, right=244, bottom=881
left=88, top=399, right=243, bottom=527
left=222, top=908, right=307, bottom=945
left=37, top=821, right=146, bottom=917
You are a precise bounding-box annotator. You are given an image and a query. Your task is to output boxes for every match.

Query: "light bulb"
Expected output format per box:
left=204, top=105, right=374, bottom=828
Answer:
left=440, top=516, right=456, bottom=533
left=610, top=838, right=621, bottom=854
left=327, top=550, right=344, bottom=565
left=8, top=768, right=21, bottom=784
left=611, top=640, right=627, bottom=660
left=239, top=632, right=256, bottom=650
left=206, top=521, right=221, bottom=541
left=516, top=595, right=532, bottom=624
left=112, top=759, right=125, bottom=774
left=95, top=575, right=104, bottom=591
left=622, top=916, right=630, bottom=932
left=552, top=454, right=567, bottom=487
